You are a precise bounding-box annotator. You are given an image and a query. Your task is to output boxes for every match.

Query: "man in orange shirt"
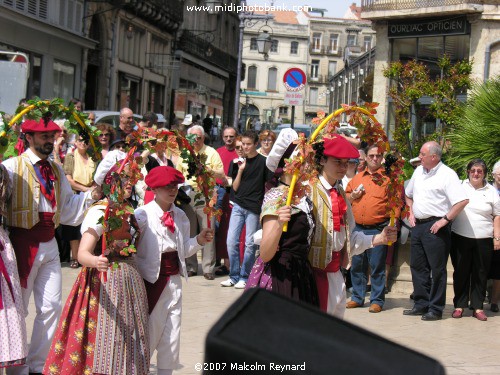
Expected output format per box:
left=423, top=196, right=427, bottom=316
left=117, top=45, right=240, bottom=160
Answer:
left=345, top=144, right=401, bottom=313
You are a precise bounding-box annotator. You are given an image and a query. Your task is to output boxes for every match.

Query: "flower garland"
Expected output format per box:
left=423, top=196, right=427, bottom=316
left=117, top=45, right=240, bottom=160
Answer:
left=283, top=103, right=407, bottom=232
left=0, top=98, right=101, bottom=160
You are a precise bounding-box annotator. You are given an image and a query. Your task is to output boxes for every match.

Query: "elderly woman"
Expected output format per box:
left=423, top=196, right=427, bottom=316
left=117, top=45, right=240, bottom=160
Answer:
left=0, top=164, right=28, bottom=370
left=489, top=160, right=500, bottom=312
left=96, top=122, right=115, bottom=157
left=451, top=159, right=500, bottom=321
left=44, top=150, right=150, bottom=374
left=257, top=130, right=277, bottom=157
left=246, top=129, right=319, bottom=306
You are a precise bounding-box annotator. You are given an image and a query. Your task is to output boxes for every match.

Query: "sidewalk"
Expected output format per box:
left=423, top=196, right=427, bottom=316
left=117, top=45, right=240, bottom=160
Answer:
left=25, top=265, right=500, bottom=375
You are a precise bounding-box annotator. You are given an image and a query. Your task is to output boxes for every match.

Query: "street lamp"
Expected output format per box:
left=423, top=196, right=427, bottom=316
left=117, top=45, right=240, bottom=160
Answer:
left=256, top=30, right=272, bottom=60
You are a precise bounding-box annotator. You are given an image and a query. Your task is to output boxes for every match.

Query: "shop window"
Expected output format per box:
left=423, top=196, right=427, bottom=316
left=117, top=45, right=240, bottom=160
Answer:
left=418, top=37, right=444, bottom=79
left=118, top=73, right=141, bottom=112
left=391, top=38, right=417, bottom=62
left=148, top=82, right=164, bottom=114
left=53, top=60, right=75, bottom=101
left=279, top=106, right=288, bottom=115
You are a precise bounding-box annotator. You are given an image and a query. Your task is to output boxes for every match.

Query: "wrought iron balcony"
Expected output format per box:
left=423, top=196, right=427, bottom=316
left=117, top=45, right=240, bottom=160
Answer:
left=361, top=0, right=487, bottom=12
left=178, top=31, right=238, bottom=76
left=117, top=0, right=183, bottom=32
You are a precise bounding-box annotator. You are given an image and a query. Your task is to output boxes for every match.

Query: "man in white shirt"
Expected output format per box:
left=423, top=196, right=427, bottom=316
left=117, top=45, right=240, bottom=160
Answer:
left=404, top=141, right=468, bottom=321
left=2, top=119, right=101, bottom=375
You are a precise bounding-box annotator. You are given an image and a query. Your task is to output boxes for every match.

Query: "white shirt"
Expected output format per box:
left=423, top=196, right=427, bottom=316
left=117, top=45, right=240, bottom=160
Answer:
left=318, top=176, right=373, bottom=255
left=405, top=162, right=467, bottom=219
left=2, top=148, right=93, bottom=226
left=452, top=180, right=500, bottom=239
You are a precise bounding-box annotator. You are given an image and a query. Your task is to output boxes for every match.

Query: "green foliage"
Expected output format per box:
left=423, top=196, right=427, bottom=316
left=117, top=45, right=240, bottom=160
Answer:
left=446, top=77, right=500, bottom=179
left=383, top=57, right=473, bottom=159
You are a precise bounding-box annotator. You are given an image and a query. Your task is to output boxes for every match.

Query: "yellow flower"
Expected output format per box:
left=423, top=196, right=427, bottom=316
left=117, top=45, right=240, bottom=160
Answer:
left=74, top=329, right=84, bottom=342
left=54, top=340, right=64, bottom=354
left=83, top=366, right=93, bottom=375
left=69, top=351, right=81, bottom=365
left=86, top=318, right=97, bottom=332
left=79, top=307, right=87, bottom=319
left=89, top=295, right=98, bottom=310
left=47, top=363, right=60, bottom=375
left=83, top=343, right=94, bottom=355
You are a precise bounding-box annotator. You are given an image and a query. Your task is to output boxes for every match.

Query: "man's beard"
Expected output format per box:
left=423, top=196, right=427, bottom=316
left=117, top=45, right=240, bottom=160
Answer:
left=35, top=142, right=54, bottom=156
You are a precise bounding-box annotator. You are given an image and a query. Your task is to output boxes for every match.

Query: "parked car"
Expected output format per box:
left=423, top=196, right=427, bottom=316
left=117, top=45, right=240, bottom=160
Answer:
left=338, top=123, right=358, bottom=138
left=273, top=124, right=314, bottom=138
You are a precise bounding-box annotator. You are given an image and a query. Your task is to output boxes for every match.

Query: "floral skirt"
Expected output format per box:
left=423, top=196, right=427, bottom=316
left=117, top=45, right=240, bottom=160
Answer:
left=44, top=260, right=150, bottom=375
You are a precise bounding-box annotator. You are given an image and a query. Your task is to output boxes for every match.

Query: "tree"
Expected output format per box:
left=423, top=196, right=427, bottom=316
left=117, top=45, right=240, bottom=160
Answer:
left=383, top=57, right=473, bottom=159
left=446, top=77, right=500, bottom=178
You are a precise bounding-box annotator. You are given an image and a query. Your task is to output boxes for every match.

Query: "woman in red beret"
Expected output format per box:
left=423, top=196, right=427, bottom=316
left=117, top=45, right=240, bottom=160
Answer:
left=44, top=150, right=150, bottom=375
left=134, top=166, right=214, bottom=375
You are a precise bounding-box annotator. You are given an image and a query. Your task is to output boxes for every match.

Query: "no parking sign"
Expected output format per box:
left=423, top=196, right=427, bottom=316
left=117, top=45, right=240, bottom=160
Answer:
left=283, top=68, right=307, bottom=92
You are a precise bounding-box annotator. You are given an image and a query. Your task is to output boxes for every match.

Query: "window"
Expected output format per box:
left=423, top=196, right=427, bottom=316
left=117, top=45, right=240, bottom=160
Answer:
left=328, top=61, right=337, bottom=77
left=329, top=34, right=339, bottom=52
left=347, top=34, right=357, bottom=47
left=247, top=66, right=257, bottom=89
left=279, top=106, right=288, bottom=115
left=310, top=60, right=319, bottom=79
left=363, top=36, right=372, bottom=52
left=53, top=60, right=75, bottom=101
left=290, top=41, right=298, bottom=55
left=309, top=88, right=318, bottom=105
left=271, top=39, right=279, bottom=53
left=312, top=33, right=321, bottom=51
left=267, top=67, right=277, bottom=91
left=250, top=38, right=257, bottom=50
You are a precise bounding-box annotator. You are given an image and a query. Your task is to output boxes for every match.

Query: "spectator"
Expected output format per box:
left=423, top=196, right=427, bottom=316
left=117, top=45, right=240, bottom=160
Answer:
left=2, top=118, right=101, bottom=374
left=203, top=114, right=213, bottom=137
left=257, top=130, right=277, bottom=157
left=490, top=160, right=500, bottom=313
left=246, top=129, right=319, bottom=306
left=96, top=122, right=115, bottom=158
left=342, top=158, right=358, bottom=189
left=254, top=119, right=262, bottom=132
left=404, top=141, right=469, bottom=321
left=215, top=127, right=239, bottom=275
left=357, top=149, right=367, bottom=173
left=138, top=111, right=158, bottom=128
left=62, top=133, right=97, bottom=269
left=87, top=111, right=96, bottom=126
left=52, top=121, right=71, bottom=166
left=220, top=131, right=272, bottom=289
left=176, top=125, right=224, bottom=280
left=449, top=159, right=500, bottom=321
left=116, top=107, right=136, bottom=141
left=345, top=144, right=401, bottom=313
left=69, top=98, right=82, bottom=112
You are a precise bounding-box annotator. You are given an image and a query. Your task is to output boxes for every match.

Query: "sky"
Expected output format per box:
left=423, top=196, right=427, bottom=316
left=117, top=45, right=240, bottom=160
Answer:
left=246, top=0, right=355, bottom=19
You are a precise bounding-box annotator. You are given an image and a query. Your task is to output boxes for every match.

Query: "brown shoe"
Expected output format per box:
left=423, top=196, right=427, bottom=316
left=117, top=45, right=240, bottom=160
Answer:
left=346, top=300, right=363, bottom=309
left=369, top=304, right=382, bottom=313
left=204, top=273, right=215, bottom=280
left=187, top=271, right=197, bottom=277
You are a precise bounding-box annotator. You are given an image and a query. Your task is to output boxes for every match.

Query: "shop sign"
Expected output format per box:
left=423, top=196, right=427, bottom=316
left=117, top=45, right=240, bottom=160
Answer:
left=388, top=16, right=469, bottom=38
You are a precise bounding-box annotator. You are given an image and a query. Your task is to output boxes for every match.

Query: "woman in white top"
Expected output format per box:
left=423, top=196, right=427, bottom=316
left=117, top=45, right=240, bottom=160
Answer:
left=450, top=159, right=500, bottom=321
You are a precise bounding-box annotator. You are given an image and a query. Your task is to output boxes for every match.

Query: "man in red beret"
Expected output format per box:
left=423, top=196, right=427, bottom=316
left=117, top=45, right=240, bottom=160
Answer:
left=134, top=166, right=214, bottom=375
left=2, top=118, right=102, bottom=374
left=308, top=135, right=397, bottom=319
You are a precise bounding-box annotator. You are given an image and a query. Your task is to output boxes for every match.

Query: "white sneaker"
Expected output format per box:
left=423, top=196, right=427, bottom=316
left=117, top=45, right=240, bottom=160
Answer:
left=234, top=280, right=247, bottom=289
left=220, top=279, right=235, bottom=287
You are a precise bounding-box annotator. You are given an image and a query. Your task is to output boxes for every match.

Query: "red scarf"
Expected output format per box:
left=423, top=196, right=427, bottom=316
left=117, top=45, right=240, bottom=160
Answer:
left=161, top=211, right=175, bottom=233
left=330, top=187, right=347, bottom=232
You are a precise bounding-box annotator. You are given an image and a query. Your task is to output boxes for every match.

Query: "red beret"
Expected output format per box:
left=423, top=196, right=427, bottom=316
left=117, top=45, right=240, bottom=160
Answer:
left=323, top=135, right=359, bottom=159
left=145, top=166, right=185, bottom=189
left=21, top=119, right=61, bottom=133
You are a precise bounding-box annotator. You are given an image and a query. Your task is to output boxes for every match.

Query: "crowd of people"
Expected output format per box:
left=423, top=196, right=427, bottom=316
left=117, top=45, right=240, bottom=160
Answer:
left=0, top=100, right=499, bottom=374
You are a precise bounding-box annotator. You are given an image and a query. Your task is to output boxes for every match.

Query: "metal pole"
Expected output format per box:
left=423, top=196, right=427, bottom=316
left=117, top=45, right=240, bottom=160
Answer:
left=291, top=106, right=295, bottom=129
left=233, top=19, right=244, bottom=130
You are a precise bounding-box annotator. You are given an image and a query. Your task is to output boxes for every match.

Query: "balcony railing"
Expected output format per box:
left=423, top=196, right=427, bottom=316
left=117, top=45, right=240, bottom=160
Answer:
left=119, top=0, right=183, bottom=32
left=307, top=75, right=330, bottom=84
left=309, top=46, right=344, bottom=56
left=362, top=0, right=485, bottom=12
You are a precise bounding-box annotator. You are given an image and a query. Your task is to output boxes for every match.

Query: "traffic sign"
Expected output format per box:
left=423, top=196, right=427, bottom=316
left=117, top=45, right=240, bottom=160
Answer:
left=284, top=92, right=304, bottom=106
left=283, top=68, right=306, bottom=92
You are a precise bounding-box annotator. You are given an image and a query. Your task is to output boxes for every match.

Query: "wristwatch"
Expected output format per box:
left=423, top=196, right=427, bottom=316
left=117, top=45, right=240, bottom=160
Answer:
left=442, top=215, right=451, bottom=222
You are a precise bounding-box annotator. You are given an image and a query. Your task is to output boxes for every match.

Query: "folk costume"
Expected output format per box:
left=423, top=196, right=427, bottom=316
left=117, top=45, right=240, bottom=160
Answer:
left=2, top=119, right=96, bottom=375
left=135, top=166, right=203, bottom=375
left=43, top=150, right=150, bottom=375
left=309, top=136, right=375, bottom=319
left=246, top=129, right=320, bottom=306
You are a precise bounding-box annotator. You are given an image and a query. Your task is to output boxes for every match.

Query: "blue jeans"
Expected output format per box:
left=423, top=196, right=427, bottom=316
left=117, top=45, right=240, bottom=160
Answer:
left=226, top=203, right=261, bottom=283
left=215, top=186, right=227, bottom=231
left=350, top=225, right=387, bottom=307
